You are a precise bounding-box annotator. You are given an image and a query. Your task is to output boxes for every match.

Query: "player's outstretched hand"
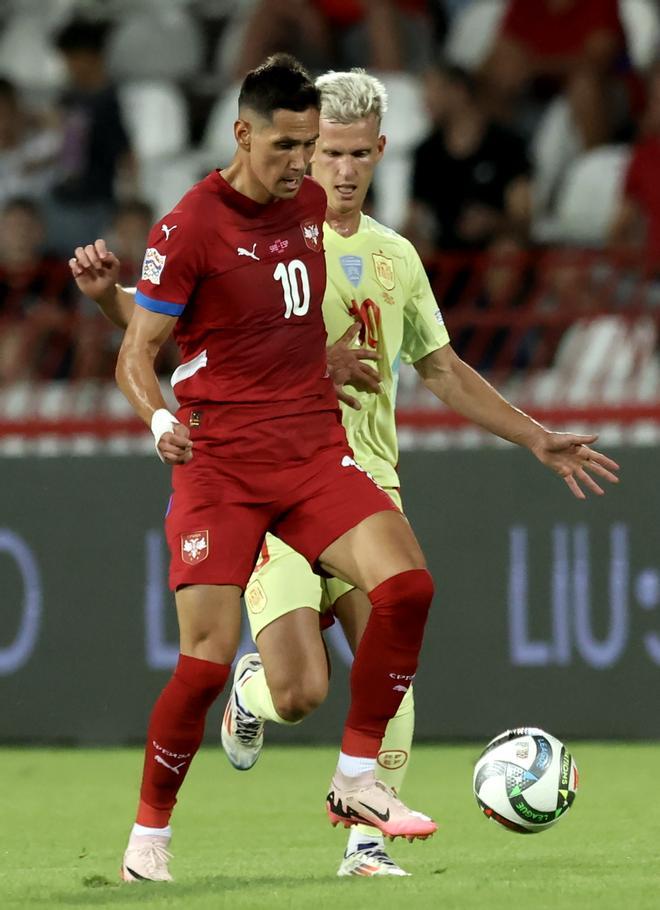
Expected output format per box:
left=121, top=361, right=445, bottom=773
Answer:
left=69, top=239, right=121, bottom=303
left=531, top=431, right=620, bottom=499
left=327, top=324, right=382, bottom=410
left=159, top=423, right=193, bottom=465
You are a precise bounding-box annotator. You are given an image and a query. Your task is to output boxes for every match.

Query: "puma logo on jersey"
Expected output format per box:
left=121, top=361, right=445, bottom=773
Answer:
left=161, top=223, right=177, bottom=241
left=237, top=243, right=259, bottom=260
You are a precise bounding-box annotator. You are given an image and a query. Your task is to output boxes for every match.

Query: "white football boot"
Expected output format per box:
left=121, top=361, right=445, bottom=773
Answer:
left=221, top=652, right=265, bottom=770
left=121, top=832, right=173, bottom=882
left=337, top=837, right=411, bottom=877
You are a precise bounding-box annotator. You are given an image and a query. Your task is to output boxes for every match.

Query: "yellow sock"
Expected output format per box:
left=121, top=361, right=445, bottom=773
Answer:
left=354, top=686, right=415, bottom=841
left=238, top=667, right=301, bottom=725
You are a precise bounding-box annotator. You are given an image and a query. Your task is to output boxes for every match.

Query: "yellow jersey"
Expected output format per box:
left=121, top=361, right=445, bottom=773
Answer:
left=323, top=213, right=449, bottom=489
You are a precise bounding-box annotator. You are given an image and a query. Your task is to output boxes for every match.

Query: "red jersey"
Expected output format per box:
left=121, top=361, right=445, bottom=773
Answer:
left=623, top=136, right=660, bottom=268
left=135, top=171, right=345, bottom=462
left=502, top=0, right=625, bottom=59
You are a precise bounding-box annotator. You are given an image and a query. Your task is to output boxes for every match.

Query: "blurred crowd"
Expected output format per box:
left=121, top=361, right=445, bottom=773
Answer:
left=1, top=0, right=660, bottom=383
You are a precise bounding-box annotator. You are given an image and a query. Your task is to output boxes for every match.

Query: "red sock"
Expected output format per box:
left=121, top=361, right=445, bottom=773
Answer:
left=342, top=569, right=434, bottom=758
left=136, top=654, right=230, bottom=827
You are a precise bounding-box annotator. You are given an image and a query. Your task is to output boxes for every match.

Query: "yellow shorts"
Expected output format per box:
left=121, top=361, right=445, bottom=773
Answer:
left=244, top=488, right=402, bottom=640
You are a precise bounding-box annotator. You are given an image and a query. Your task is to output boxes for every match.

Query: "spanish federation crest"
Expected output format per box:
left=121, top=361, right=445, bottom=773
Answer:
left=372, top=252, right=395, bottom=291
left=340, top=255, right=363, bottom=288
left=181, top=530, right=209, bottom=565
left=301, top=219, right=322, bottom=251
left=141, top=247, right=166, bottom=285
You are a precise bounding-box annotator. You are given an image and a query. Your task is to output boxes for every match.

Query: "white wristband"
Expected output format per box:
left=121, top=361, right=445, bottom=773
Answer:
left=150, top=409, right=178, bottom=462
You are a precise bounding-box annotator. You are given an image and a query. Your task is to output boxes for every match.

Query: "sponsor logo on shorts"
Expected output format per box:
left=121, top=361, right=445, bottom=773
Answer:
left=141, top=247, right=166, bottom=284
left=181, top=530, right=209, bottom=565
left=245, top=579, right=267, bottom=614
left=377, top=749, right=408, bottom=771
left=340, top=454, right=379, bottom=486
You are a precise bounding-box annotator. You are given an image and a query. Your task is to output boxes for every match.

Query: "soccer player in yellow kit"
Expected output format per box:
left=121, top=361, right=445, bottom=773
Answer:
left=70, top=69, right=618, bottom=879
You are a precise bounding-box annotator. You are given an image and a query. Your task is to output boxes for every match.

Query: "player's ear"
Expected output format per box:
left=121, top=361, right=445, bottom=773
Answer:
left=235, top=118, right=252, bottom=151
left=376, top=134, right=386, bottom=161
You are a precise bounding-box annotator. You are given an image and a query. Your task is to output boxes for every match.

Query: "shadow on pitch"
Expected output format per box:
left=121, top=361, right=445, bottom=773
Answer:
left=36, top=872, right=338, bottom=905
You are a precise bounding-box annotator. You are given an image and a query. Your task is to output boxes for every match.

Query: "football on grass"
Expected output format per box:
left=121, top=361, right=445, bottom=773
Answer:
left=473, top=727, right=578, bottom=833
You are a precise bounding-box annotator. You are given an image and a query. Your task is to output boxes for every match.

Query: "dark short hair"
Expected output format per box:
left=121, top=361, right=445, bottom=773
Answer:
left=238, top=53, right=320, bottom=120
left=55, top=20, right=108, bottom=55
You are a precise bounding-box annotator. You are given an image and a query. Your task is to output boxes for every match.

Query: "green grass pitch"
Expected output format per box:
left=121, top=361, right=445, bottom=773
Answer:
left=2, top=743, right=658, bottom=910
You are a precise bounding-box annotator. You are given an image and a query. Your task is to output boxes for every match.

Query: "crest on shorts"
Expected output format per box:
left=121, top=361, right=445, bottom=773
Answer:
left=301, top=219, right=322, bottom=252
left=141, top=247, right=166, bottom=285
left=245, top=580, right=267, bottom=614
left=372, top=252, right=395, bottom=291
left=377, top=749, right=408, bottom=771
left=181, top=530, right=209, bottom=565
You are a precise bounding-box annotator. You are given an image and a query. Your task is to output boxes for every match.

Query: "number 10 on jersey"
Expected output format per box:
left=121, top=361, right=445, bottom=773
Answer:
left=273, top=259, right=310, bottom=319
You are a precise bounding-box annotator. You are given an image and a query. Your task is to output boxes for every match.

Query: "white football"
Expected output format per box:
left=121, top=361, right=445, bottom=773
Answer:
left=473, top=727, right=579, bottom=833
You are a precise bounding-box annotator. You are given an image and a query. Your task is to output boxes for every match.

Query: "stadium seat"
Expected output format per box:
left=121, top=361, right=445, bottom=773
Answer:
left=553, top=146, right=631, bottom=246
left=139, top=150, right=210, bottom=218
left=119, top=81, right=190, bottom=160
left=443, top=0, right=506, bottom=70
left=369, top=72, right=429, bottom=229
left=621, top=0, right=660, bottom=69
left=0, top=12, right=67, bottom=93
left=202, top=83, right=243, bottom=167
left=531, top=97, right=581, bottom=224
left=107, top=7, right=203, bottom=81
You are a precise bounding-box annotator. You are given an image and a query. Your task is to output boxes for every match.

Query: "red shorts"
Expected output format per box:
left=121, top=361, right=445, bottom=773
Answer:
left=165, top=444, right=397, bottom=591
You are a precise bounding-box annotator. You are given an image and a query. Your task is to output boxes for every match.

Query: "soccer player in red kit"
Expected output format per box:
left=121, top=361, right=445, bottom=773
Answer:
left=114, top=54, right=437, bottom=882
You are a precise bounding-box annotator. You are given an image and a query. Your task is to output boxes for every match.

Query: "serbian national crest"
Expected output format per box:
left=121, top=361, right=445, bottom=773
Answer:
left=301, top=219, right=321, bottom=252
left=372, top=252, right=395, bottom=291
left=181, top=530, right=209, bottom=565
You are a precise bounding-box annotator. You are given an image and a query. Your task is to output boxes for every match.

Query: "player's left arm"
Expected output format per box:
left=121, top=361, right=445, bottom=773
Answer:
left=414, top=344, right=620, bottom=499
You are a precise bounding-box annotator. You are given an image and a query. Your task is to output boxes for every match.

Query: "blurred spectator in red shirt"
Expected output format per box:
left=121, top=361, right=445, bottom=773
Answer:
left=609, top=64, right=660, bottom=271
left=481, top=0, right=629, bottom=149
left=0, top=77, right=60, bottom=210
left=0, top=198, right=76, bottom=382
left=233, top=0, right=432, bottom=78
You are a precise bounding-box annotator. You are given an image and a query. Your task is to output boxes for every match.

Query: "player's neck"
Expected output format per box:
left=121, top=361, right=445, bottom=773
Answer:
left=325, top=206, right=362, bottom=237
left=220, top=160, right=275, bottom=205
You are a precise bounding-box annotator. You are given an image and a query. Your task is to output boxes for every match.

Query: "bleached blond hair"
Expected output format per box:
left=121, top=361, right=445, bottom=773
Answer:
left=315, top=68, right=388, bottom=128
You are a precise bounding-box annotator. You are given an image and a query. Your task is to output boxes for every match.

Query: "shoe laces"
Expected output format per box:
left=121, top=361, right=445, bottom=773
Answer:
left=357, top=846, right=399, bottom=868
left=234, top=702, right=263, bottom=745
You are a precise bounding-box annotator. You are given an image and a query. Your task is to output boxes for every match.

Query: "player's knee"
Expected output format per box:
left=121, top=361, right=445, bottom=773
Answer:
left=373, top=568, right=435, bottom=615
left=273, top=677, right=328, bottom=722
left=181, top=629, right=237, bottom=666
